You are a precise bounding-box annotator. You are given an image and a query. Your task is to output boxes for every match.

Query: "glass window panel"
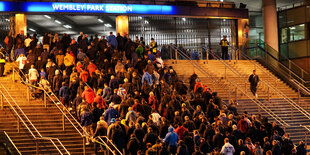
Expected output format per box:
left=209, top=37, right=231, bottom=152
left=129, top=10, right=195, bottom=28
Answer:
left=278, top=12, right=287, bottom=28
left=289, top=24, right=305, bottom=41
left=288, top=40, right=307, bottom=58
left=287, top=7, right=306, bottom=26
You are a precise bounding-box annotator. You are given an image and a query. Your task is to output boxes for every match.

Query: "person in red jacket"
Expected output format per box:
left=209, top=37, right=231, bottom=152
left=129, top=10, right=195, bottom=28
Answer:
left=82, top=86, right=96, bottom=105
left=94, top=89, right=107, bottom=109
left=237, top=115, right=249, bottom=134
left=174, top=123, right=188, bottom=141
left=80, top=69, right=89, bottom=83
left=148, top=91, right=159, bottom=111
left=87, top=61, right=97, bottom=76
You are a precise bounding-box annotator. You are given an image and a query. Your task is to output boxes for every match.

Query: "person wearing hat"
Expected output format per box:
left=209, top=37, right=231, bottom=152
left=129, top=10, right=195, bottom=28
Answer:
left=220, top=35, right=229, bottom=60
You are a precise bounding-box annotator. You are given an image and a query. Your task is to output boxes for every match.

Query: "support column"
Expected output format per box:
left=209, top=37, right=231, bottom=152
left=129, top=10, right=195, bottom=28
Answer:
left=263, top=0, right=278, bottom=52
left=116, top=15, right=129, bottom=36
left=14, top=14, right=27, bottom=36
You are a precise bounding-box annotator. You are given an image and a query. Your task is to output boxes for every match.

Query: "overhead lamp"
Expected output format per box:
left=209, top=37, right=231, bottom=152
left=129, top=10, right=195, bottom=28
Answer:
left=104, top=24, right=112, bottom=27
left=55, top=20, right=62, bottom=24
left=144, top=20, right=149, bottom=24
left=223, top=19, right=226, bottom=21
left=290, top=27, right=296, bottom=30
left=44, top=15, right=51, bottom=19
left=5, top=18, right=9, bottom=22
left=97, top=19, right=104, bottom=23
left=182, top=18, right=186, bottom=22
left=29, top=28, right=36, bottom=32
left=138, top=16, right=143, bottom=19
left=63, top=25, right=72, bottom=29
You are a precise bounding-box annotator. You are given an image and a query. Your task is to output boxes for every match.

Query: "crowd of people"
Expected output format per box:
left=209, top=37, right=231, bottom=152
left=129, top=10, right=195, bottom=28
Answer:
left=2, top=31, right=308, bottom=155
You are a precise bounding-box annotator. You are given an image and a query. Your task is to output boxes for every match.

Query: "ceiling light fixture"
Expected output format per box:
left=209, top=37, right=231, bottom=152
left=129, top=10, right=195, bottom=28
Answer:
left=104, top=24, right=112, bottom=27
left=144, top=20, right=149, bottom=24
left=44, top=15, right=51, bottom=19
left=63, top=25, right=72, bottom=29
left=182, top=18, right=186, bottom=22
left=97, top=19, right=104, bottom=23
left=5, top=18, right=9, bottom=22
left=29, top=28, right=36, bottom=32
left=55, top=20, right=62, bottom=24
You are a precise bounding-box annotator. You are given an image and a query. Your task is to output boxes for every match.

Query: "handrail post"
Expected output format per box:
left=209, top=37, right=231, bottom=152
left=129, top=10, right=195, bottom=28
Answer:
left=301, top=70, right=304, bottom=79
left=83, top=137, right=86, bottom=155
left=229, top=82, right=231, bottom=103
left=44, top=92, right=46, bottom=108
left=298, top=88, right=300, bottom=104
left=206, top=49, right=209, bottom=64
left=1, top=94, right=3, bottom=110
left=62, top=114, right=65, bottom=131
left=17, top=118, right=20, bottom=133
left=36, top=139, right=39, bottom=155
left=175, top=49, right=178, bottom=62
left=27, top=86, right=30, bottom=103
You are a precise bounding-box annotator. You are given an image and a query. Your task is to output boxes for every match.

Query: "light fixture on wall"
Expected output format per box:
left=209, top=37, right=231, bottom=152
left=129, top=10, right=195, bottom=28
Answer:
left=29, top=28, right=36, bottom=32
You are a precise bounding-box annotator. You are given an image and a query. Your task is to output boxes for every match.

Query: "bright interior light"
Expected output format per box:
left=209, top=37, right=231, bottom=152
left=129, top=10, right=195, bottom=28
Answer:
left=97, top=19, right=103, bottom=23
left=29, top=28, right=36, bottom=32
left=63, top=25, right=72, bottom=29
left=138, top=16, right=143, bottom=19
left=55, top=20, right=62, bottom=24
left=290, top=27, right=296, bottom=30
left=44, top=15, right=51, bottom=19
left=223, top=19, right=226, bottom=21
left=182, top=18, right=186, bottom=22
left=104, top=24, right=112, bottom=27
left=144, top=20, right=149, bottom=24
left=5, top=18, right=9, bottom=22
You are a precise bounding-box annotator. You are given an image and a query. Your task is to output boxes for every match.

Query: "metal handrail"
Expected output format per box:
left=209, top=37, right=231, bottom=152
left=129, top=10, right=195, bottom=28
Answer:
left=233, top=48, right=280, bottom=84
left=0, top=83, right=69, bottom=154
left=253, top=42, right=310, bottom=82
left=213, top=47, right=310, bottom=121
left=291, top=79, right=310, bottom=96
left=12, top=67, right=85, bottom=137
left=3, top=131, right=21, bottom=155
left=96, top=137, right=116, bottom=155
left=101, top=136, right=123, bottom=155
left=236, top=47, right=310, bottom=96
left=170, top=45, right=289, bottom=127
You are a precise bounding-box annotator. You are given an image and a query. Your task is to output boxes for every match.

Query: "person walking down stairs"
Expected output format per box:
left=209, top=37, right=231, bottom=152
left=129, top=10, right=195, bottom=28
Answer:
left=248, top=70, right=259, bottom=98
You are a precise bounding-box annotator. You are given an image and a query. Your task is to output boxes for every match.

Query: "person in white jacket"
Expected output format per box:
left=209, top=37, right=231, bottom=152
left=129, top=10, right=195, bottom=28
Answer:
left=28, top=65, right=39, bottom=95
left=220, top=138, right=235, bottom=155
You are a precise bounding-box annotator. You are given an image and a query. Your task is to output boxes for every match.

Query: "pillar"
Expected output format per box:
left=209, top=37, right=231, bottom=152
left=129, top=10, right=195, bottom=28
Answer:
left=15, top=14, right=27, bottom=36
left=116, top=15, right=129, bottom=36
left=263, top=0, right=278, bottom=52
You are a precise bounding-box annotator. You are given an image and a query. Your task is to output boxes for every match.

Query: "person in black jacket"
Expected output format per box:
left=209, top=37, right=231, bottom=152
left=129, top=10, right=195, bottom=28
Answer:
left=249, top=70, right=259, bottom=97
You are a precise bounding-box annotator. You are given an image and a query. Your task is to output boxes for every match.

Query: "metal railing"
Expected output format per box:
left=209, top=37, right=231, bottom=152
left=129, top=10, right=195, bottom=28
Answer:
left=96, top=136, right=123, bottom=155
left=0, top=81, right=69, bottom=154
left=299, top=125, right=310, bottom=148
left=11, top=62, right=122, bottom=155
left=2, top=131, right=21, bottom=155
left=169, top=44, right=289, bottom=127
left=249, top=39, right=310, bottom=82
left=213, top=47, right=310, bottom=121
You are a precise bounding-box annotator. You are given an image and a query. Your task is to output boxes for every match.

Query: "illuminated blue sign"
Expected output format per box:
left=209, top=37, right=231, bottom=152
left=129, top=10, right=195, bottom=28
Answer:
left=0, top=1, right=176, bottom=15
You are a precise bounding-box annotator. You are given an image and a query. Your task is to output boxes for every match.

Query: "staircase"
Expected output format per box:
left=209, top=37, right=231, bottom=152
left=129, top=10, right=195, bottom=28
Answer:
left=165, top=60, right=298, bottom=100
left=165, top=59, right=310, bottom=146
left=0, top=70, right=95, bottom=154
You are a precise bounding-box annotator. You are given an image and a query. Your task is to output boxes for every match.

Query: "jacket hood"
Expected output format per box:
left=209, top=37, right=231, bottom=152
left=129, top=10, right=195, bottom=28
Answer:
left=168, top=126, right=174, bottom=132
